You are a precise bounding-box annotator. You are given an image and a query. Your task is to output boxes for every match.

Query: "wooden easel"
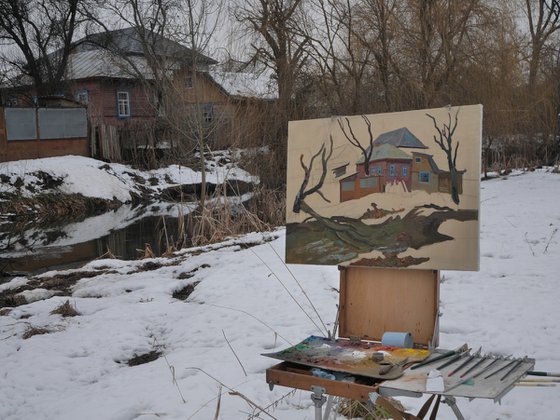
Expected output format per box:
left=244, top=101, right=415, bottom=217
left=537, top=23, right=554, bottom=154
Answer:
left=266, top=266, right=447, bottom=419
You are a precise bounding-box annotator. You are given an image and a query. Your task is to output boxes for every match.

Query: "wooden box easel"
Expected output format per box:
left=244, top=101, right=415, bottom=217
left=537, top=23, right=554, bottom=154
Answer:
left=266, top=266, right=440, bottom=413
left=339, top=266, right=439, bottom=348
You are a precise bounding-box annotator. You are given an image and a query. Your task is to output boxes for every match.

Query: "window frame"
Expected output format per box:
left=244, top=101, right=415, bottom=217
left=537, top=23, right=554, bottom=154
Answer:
left=419, top=171, right=431, bottom=183
left=75, top=89, right=89, bottom=105
left=117, top=90, right=130, bottom=118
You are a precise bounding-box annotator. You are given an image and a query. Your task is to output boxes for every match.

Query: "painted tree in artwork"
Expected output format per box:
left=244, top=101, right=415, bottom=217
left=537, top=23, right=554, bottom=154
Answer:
left=337, top=116, right=375, bottom=175
left=426, top=110, right=462, bottom=205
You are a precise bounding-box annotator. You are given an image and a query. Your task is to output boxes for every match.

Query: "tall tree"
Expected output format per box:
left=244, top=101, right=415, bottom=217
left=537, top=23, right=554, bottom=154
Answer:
left=525, top=0, right=560, bottom=93
left=306, top=0, right=375, bottom=114
left=0, top=0, right=85, bottom=96
left=235, top=0, right=309, bottom=133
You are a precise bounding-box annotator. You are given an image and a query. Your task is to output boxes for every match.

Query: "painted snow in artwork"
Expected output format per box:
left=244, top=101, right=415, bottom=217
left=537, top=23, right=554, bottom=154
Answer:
left=286, top=105, right=482, bottom=270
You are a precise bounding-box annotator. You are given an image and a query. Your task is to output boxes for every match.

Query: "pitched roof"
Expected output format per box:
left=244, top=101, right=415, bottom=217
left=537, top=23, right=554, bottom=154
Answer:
left=74, top=27, right=216, bottom=65
left=358, top=143, right=412, bottom=164
left=206, top=69, right=278, bottom=100
left=373, top=127, right=428, bottom=149
left=64, top=50, right=153, bottom=80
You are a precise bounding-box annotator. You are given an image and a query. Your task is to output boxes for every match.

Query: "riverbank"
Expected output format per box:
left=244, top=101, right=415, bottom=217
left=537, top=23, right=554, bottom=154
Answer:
left=0, top=154, right=262, bottom=270
left=0, top=153, right=258, bottom=216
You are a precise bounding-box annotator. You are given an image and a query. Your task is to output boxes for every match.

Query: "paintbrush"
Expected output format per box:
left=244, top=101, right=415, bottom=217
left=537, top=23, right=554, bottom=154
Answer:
left=448, top=347, right=481, bottom=376
left=410, top=343, right=468, bottom=370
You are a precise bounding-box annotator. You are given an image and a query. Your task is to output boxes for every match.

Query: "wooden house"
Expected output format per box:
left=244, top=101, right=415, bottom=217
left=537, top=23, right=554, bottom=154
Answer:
left=2, top=28, right=277, bottom=162
left=339, top=127, right=463, bottom=202
left=411, top=152, right=464, bottom=195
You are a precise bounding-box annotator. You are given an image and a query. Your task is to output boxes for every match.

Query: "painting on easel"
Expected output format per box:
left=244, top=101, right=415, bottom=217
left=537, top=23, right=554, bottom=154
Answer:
left=286, top=105, right=482, bottom=270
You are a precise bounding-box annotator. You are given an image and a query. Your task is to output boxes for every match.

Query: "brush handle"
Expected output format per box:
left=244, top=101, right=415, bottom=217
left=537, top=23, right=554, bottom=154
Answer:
left=527, top=371, right=560, bottom=377
left=410, top=350, right=455, bottom=370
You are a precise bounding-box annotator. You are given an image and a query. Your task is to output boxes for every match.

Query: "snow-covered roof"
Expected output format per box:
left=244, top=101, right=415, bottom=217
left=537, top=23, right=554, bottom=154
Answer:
left=62, top=49, right=189, bottom=81
left=208, top=69, right=278, bottom=100
left=64, top=50, right=156, bottom=80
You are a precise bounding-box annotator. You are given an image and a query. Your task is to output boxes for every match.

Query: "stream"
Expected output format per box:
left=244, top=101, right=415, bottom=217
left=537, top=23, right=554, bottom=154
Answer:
left=0, top=206, right=188, bottom=277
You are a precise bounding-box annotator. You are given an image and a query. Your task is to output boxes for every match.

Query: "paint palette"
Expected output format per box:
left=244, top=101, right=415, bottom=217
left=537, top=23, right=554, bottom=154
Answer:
left=263, top=335, right=431, bottom=380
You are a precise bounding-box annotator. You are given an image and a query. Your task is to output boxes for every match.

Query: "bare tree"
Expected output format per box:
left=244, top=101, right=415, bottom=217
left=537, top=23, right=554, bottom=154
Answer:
left=306, top=0, right=374, bottom=114
left=337, top=115, right=375, bottom=175
left=236, top=0, right=308, bottom=114
left=0, top=0, right=87, bottom=96
left=426, top=110, right=461, bottom=205
left=89, top=0, right=222, bottom=205
left=396, top=0, right=482, bottom=108
left=235, top=0, right=309, bottom=160
left=525, top=0, right=560, bottom=93
left=352, top=0, right=398, bottom=111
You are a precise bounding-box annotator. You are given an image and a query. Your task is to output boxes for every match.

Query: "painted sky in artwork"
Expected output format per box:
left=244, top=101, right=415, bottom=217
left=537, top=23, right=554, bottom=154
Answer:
left=285, top=105, right=482, bottom=270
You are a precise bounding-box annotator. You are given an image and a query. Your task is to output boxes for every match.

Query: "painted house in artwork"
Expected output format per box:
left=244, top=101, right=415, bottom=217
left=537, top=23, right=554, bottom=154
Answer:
left=411, top=152, right=464, bottom=195
left=339, top=127, right=464, bottom=202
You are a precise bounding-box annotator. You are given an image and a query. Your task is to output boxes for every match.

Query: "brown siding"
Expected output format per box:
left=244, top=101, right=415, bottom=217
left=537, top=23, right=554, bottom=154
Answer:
left=0, top=138, right=89, bottom=162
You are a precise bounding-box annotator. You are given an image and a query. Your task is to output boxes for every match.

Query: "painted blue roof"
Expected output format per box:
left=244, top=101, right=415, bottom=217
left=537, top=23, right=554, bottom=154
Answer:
left=373, top=127, right=427, bottom=149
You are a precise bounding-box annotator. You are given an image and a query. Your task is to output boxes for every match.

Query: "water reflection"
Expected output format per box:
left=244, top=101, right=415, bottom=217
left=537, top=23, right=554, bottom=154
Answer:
left=1, top=209, right=187, bottom=275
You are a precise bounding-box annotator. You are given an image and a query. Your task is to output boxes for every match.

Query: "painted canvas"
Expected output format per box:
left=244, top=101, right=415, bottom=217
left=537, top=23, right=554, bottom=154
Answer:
left=286, top=105, right=482, bottom=270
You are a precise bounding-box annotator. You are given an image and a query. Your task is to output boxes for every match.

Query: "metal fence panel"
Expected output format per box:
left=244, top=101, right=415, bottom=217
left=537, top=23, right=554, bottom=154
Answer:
left=5, top=108, right=37, bottom=141
left=38, top=108, right=87, bottom=139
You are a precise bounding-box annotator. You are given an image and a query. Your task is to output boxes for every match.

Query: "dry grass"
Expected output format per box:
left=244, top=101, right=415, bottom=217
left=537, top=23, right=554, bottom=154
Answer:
left=337, top=397, right=406, bottom=419
left=22, top=325, right=51, bottom=339
left=50, top=300, right=80, bottom=317
left=184, top=184, right=284, bottom=248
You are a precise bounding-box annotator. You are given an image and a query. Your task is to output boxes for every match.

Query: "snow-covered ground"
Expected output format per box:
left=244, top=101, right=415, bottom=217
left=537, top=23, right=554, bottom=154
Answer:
left=0, top=153, right=258, bottom=202
left=1, top=170, right=559, bottom=419
left=0, top=154, right=257, bottom=260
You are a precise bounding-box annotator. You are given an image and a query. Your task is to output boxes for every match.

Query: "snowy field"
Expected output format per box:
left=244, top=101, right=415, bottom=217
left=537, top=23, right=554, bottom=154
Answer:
left=1, top=169, right=559, bottom=419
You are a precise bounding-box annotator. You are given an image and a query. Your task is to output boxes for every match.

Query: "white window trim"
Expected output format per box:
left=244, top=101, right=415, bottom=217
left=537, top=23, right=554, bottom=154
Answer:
left=117, top=91, right=130, bottom=117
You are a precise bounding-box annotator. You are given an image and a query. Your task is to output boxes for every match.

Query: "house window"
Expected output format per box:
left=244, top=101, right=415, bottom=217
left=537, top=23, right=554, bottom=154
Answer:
left=415, top=157, right=422, bottom=163
left=360, top=177, right=377, bottom=189
left=75, top=90, right=89, bottom=105
left=186, top=74, right=193, bottom=88
left=341, top=181, right=355, bottom=191
left=389, top=164, right=396, bottom=177
left=117, top=91, right=130, bottom=117
left=377, top=166, right=383, bottom=175
left=6, top=95, right=18, bottom=107
left=402, top=166, right=408, bottom=177
left=419, top=171, right=430, bottom=183
left=202, top=103, right=213, bottom=123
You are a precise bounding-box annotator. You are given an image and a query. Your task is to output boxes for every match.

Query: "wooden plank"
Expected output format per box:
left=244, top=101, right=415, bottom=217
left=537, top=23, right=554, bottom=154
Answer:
left=339, top=267, right=439, bottom=346
left=266, top=362, right=379, bottom=403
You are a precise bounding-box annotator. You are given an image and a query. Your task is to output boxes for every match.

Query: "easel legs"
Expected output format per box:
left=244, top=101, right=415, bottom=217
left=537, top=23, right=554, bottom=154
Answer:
left=443, top=396, right=465, bottom=420
left=307, top=387, right=465, bottom=420
left=310, top=386, right=335, bottom=420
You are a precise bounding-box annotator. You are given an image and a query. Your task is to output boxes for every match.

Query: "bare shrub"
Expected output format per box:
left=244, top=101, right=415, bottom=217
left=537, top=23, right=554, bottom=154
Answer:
left=50, top=300, right=80, bottom=317
left=22, top=325, right=51, bottom=339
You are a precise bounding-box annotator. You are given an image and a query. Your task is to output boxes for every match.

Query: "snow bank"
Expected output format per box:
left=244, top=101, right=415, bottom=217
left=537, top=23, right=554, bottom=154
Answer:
left=0, top=152, right=258, bottom=203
